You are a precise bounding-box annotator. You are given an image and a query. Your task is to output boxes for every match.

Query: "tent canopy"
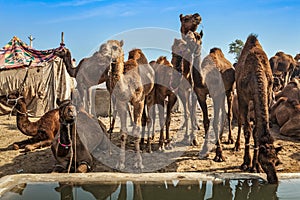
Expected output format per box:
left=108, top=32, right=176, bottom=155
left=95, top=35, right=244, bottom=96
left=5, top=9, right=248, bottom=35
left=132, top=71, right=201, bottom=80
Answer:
left=0, top=36, right=74, bottom=116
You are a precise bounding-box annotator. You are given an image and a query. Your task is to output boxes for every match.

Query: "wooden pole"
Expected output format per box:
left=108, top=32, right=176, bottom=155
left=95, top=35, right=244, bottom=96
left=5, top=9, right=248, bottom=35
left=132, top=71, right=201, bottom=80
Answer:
left=60, top=32, right=65, bottom=46
left=28, top=35, right=35, bottom=47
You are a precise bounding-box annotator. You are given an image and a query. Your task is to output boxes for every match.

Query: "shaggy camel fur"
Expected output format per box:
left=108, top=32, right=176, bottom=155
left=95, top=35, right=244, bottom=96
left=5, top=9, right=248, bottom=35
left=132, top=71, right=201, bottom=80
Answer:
left=51, top=100, right=93, bottom=173
left=270, top=97, right=300, bottom=140
left=275, top=78, right=300, bottom=101
left=269, top=51, right=296, bottom=87
left=235, top=34, right=280, bottom=184
left=111, top=48, right=154, bottom=170
left=191, top=43, right=235, bottom=162
left=54, top=40, right=124, bottom=113
left=7, top=91, right=60, bottom=152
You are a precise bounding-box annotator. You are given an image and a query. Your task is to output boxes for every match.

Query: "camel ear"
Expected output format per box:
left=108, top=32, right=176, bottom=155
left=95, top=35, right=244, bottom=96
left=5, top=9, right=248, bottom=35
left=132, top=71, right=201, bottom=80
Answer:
left=179, top=14, right=183, bottom=21
left=120, top=40, right=124, bottom=47
left=56, top=98, right=61, bottom=107
left=259, top=145, right=267, bottom=153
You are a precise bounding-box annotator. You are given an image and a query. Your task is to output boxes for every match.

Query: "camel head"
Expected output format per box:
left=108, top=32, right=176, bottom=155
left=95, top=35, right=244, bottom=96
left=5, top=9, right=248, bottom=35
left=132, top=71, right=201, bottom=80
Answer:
left=57, top=99, right=77, bottom=124
left=54, top=48, right=72, bottom=61
left=99, top=40, right=124, bottom=63
left=128, top=49, right=148, bottom=65
left=294, top=53, right=300, bottom=61
left=180, top=13, right=202, bottom=35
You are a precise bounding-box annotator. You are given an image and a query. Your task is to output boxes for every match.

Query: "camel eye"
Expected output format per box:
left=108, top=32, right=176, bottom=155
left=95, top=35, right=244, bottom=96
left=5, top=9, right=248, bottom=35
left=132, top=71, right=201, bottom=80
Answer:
left=112, top=46, right=118, bottom=51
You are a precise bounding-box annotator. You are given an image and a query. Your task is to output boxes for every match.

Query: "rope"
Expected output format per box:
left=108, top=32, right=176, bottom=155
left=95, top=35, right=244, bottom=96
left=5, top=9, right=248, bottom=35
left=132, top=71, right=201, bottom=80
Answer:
left=67, top=124, right=73, bottom=173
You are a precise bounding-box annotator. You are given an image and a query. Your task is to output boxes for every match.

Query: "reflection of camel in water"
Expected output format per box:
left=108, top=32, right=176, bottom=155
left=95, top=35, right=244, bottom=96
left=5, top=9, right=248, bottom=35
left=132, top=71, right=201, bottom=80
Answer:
left=54, top=40, right=125, bottom=113
left=111, top=48, right=154, bottom=170
left=235, top=34, right=281, bottom=184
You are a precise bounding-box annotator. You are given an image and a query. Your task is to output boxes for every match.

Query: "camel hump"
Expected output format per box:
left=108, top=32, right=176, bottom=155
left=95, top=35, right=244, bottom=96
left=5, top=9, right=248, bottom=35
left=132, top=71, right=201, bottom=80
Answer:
left=138, top=63, right=155, bottom=86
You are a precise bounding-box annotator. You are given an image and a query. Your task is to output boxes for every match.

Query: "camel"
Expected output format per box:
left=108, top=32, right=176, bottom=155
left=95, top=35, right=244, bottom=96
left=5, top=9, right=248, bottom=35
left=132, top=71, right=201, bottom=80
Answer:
left=269, top=51, right=296, bottom=87
left=190, top=40, right=235, bottom=162
left=235, top=34, right=281, bottom=184
left=54, top=40, right=124, bottom=114
left=147, top=56, right=177, bottom=151
left=51, top=99, right=93, bottom=173
left=180, top=13, right=203, bottom=39
left=270, top=97, right=300, bottom=140
left=275, top=78, right=300, bottom=101
left=292, top=53, right=300, bottom=78
left=6, top=90, right=60, bottom=152
left=110, top=48, right=154, bottom=170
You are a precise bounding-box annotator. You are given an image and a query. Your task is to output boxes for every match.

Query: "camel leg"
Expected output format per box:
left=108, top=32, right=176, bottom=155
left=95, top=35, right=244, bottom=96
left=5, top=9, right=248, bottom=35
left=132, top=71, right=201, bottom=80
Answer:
left=251, top=125, right=263, bottom=173
left=239, top=101, right=252, bottom=171
left=24, top=139, right=54, bottom=152
left=196, top=91, right=210, bottom=136
left=132, top=101, right=144, bottom=170
left=233, top=122, right=242, bottom=151
left=165, top=94, right=177, bottom=149
left=190, top=92, right=199, bottom=146
left=212, top=95, right=226, bottom=162
left=158, top=102, right=165, bottom=151
left=116, top=102, right=128, bottom=170
left=178, top=88, right=190, bottom=142
left=226, top=90, right=234, bottom=144
left=140, top=103, right=147, bottom=148
left=146, top=104, right=156, bottom=153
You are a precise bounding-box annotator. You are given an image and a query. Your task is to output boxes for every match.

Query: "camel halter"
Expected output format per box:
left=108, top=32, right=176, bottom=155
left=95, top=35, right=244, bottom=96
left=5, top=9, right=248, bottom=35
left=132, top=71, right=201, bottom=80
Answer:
left=7, top=96, right=28, bottom=116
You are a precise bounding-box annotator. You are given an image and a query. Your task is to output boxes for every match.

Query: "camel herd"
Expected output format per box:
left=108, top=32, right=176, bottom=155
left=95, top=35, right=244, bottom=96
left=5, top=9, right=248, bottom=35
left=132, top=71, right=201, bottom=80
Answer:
left=4, top=13, right=300, bottom=184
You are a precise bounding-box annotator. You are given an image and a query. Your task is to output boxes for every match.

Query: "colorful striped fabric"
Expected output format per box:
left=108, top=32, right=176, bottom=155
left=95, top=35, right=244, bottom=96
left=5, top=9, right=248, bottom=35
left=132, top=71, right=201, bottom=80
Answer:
left=0, top=36, right=63, bottom=70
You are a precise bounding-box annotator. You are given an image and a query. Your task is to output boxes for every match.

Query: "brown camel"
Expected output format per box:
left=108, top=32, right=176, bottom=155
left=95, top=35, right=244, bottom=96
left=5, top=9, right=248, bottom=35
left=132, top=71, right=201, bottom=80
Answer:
left=270, top=97, right=300, bottom=140
left=7, top=90, right=60, bottom=152
left=190, top=42, right=235, bottom=162
left=292, top=53, right=300, bottom=78
left=54, top=40, right=124, bottom=113
left=269, top=51, right=296, bottom=86
left=275, top=78, right=300, bottom=101
left=235, top=34, right=281, bottom=184
left=110, top=48, right=154, bottom=170
left=51, top=99, right=93, bottom=173
left=148, top=56, right=177, bottom=151
left=180, top=13, right=203, bottom=39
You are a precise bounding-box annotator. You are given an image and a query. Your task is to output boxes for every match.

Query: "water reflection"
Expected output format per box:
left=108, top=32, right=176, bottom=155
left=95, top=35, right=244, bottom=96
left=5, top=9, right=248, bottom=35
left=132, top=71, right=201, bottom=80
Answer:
left=1, top=179, right=285, bottom=200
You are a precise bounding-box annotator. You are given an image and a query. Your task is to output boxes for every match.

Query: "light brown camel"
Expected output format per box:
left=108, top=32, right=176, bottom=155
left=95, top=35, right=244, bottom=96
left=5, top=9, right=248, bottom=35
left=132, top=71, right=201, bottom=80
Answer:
left=51, top=99, right=93, bottom=173
left=110, top=48, right=154, bottom=170
left=7, top=90, right=60, bottom=152
left=269, top=51, right=296, bottom=86
left=270, top=97, right=300, bottom=140
left=54, top=40, right=124, bottom=114
left=235, top=34, right=281, bottom=184
left=190, top=40, right=235, bottom=162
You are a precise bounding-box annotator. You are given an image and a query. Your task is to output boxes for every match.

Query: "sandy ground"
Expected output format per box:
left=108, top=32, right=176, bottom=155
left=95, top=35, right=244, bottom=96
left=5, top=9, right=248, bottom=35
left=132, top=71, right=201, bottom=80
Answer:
left=0, top=100, right=299, bottom=178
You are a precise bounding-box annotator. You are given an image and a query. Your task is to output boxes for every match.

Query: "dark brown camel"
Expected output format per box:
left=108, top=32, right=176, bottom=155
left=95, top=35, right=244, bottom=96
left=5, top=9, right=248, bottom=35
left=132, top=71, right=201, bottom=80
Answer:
left=149, top=56, right=177, bottom=151
left=269, top=51, right=296, bottom=87
left=275, top=78, right=300, bottom=101
left=110, top=48, right=154, bottom=170
left=7, top=90, right=60, bottom=152
left=51, top=99, right=93, bottom=173
left=54, top=40, right=124, bottom=114
left=292, top=53, right=300, bottom=78
left=270, top=97, right=300, bottom=140
left=235, top=34, right=281, bottom=184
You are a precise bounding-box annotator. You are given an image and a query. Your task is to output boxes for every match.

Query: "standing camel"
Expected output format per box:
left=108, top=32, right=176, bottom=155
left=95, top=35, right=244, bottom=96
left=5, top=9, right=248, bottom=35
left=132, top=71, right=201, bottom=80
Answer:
left=54, top=40, right=124, bottom=113
left=186, top=31, right=235, bottom=161
left=235, top=34, right=281, bottom=184
left=111, top=48, right=154, bottom=170
left=269, top=51, right=296, bottom=87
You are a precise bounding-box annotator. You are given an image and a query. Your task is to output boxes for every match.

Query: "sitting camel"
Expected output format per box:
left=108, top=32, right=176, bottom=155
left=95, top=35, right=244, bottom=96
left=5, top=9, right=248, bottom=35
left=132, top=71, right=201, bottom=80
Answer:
left=7, top=90, right=60, bottom=152
left=275, top=78, right=300, bottom=101
left=51, top=99, right=93, bottom=173
left=235, top=34, right=281, bottom=184
left=270, top=97, right=300, bottom=140
left=291, top=53, right=300, bottom=78
left=269, top=51, right=296, bottom=87
left=110, top=48, right=154, bottom=170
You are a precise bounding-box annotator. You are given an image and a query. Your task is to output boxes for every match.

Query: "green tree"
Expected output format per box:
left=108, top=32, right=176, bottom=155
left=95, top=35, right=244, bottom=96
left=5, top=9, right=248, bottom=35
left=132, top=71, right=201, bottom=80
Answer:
left=228, top=39, right=244, bottom=63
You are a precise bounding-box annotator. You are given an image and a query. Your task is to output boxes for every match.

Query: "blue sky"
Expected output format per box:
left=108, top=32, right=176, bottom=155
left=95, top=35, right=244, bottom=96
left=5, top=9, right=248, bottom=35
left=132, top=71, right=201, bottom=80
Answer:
left=0, top=0, right=299, bottom=63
